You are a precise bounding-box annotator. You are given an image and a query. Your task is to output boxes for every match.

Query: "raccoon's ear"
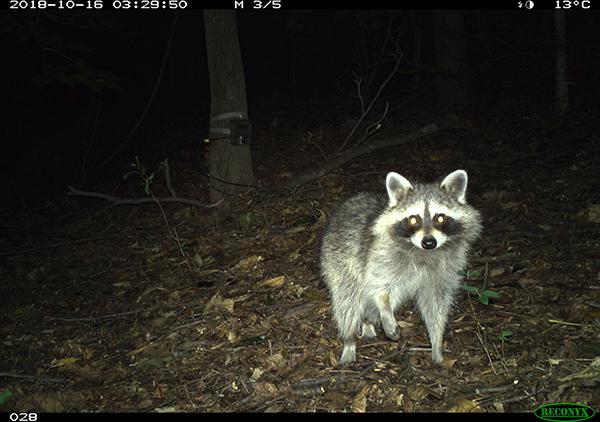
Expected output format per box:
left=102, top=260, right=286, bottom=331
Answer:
left=441, top=170, right=468, bottom=204
left=386, top=172, right=413, bottom=206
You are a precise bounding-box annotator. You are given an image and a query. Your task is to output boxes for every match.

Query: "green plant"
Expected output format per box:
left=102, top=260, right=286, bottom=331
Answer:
left=461, top=283, right=499, bottom=305
left=458, top=269, right=481, bottom=279
left=498, top=329, right=513, bottom=342
left=0, top=390, right=13, bottom=405
left=123, top=156, right=154, bottom=195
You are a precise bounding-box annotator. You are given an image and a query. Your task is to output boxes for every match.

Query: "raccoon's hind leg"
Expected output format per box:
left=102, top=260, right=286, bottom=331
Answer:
left=375, top=291, right=400, bottom=341
left=359, top=322, right=377, bottom=340
left=339, top=338, right=356, bottom=365
left=331, top=294, right=364, bottom=365
left=359, top=304, right=379, bottom=340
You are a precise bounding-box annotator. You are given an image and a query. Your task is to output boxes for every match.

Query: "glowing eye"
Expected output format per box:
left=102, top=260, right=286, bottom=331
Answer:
left=409, top=216, right=418, bottom=226
left=436, top=214, right=445, bottom=224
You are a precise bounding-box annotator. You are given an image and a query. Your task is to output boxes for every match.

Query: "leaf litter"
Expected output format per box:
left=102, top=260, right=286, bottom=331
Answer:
left=1, top=108, right=600, bottom=412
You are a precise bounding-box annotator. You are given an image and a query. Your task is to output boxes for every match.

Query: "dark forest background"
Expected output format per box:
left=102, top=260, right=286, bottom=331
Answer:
left=2, top=9, right=599, bottom=209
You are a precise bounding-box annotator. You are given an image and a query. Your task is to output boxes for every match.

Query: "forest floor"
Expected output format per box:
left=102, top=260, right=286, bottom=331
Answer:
left=1, top=100, right=600, bottom=412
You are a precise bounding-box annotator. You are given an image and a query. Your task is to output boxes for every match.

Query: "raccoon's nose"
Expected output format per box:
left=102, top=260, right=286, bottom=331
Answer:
left=421, top=235, right=437, bottom=250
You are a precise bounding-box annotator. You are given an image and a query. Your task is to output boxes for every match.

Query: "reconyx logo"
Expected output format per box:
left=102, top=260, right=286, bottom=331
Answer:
left=534, top=403, right=596, bottom=422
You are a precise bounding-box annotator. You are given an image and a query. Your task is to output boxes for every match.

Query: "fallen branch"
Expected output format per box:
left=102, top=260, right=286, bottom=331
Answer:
left=274, top=123, right=440, bottom=190
left=68, top=158, right=221, bottom=208
left=68, top=188, right=221, bottom=208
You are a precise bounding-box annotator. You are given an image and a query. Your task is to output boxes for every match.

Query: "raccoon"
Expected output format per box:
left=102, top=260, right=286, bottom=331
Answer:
left=320, top=170, right=482, bottom=365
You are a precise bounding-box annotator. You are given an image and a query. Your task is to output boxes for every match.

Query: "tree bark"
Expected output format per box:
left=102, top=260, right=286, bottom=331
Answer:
left=554, top=10, right=569, bottom=116
left=203, top=10, right=256, bottom=203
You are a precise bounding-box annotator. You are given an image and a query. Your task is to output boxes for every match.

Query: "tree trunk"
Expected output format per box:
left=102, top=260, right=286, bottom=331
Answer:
left=203, top=10, right=256, bottom=203
left=554, top=10, right=569, bottom=116
left=432, top=10, right=470, bottom=110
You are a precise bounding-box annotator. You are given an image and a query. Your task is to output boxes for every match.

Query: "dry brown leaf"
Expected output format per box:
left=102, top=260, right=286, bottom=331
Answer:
left=558, top=356, right=600, bottom=382
left=250, top=367, right=265, bottom=382
left=585, top=204, right=600, bottom=223
left=231, top=255, right=264, bottom=273
left=191, top=253, right=204, bottom=267
left=441, top=355, right=458, bottom=369
left=227, top=329, right=240, bottom=344
left=257, top=275, right=286, bottom=288
left=351, top=385, right=370, bottom=412
left=50, top=357, right=79, bottom=367
left=328, top=351, right=338, bottom=367
left=16, top=392, right=66, bottom=412
left=407, top=385, right=437, bottom=401
left=447, top=397, right=482, bottom=412
left=155, top=406, right=179, bottom=412
left=253, top=382, right=279, bottom=398
left=492, top=401, right=505, bottom=412
left=204, top=293, right=235, bottom=315
left=266, top=349, right=287, bottom=370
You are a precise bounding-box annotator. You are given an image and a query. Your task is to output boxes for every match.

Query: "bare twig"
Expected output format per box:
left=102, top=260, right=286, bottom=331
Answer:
left=352, top=71, right=366, bottom=114
left=148, top=185, right=193, bottom=272
left=335, top=53, right=404, bottom=155
left=359, top=101, right=389, bottom=145
left=46, top=311, right=138, bottom=323
left=468, top=296, right=498, bottom=375
left=275, top=123, right=439, bottom=190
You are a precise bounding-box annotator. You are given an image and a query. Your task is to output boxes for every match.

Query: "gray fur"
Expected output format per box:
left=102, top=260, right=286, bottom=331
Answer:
left=320, top=170, right=482, bottom=365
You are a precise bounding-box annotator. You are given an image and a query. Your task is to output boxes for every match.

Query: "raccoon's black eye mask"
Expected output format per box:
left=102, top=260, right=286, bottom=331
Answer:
left=394, top=213, right=464, bottom=239
left=433, top=213, right=464, bottom=236
left=394, top=215, right=422, bottom=238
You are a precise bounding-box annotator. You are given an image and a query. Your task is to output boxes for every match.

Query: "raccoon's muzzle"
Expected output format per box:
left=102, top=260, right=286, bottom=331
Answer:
left=421, top=235, right=437, bottom=250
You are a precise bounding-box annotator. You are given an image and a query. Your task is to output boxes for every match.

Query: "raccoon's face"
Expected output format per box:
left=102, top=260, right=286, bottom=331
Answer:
left=376, top=170, right=471, bottom=251
left=393, top=199, right=465, bottom=250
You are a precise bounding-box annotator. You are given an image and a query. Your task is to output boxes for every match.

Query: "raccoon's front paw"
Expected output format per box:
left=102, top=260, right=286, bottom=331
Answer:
left=432, top=350, right=444, bottom=365
left=359, top=323, right=377, bottom=341
left=381, top=318, right=400, bottom=341
left=338, top=343, right=357, bottom=366
left=385, top=327, right=400, bottom=341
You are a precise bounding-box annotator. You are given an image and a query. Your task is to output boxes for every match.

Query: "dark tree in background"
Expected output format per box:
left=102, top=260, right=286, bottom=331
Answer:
left=554, top=10, right=569, bottom=115
left=432, top=10, right=470, bottom=110
left=203, top=10, right=256, bottom=204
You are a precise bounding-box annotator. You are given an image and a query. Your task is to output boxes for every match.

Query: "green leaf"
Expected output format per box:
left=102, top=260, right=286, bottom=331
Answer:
left=461, top=285, right=480, bottom=294
left=482, top=290, right=499, bottom=299
left=479, top=295, right=489, bottom=305
left=0, top=390, right=13, bottom=405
